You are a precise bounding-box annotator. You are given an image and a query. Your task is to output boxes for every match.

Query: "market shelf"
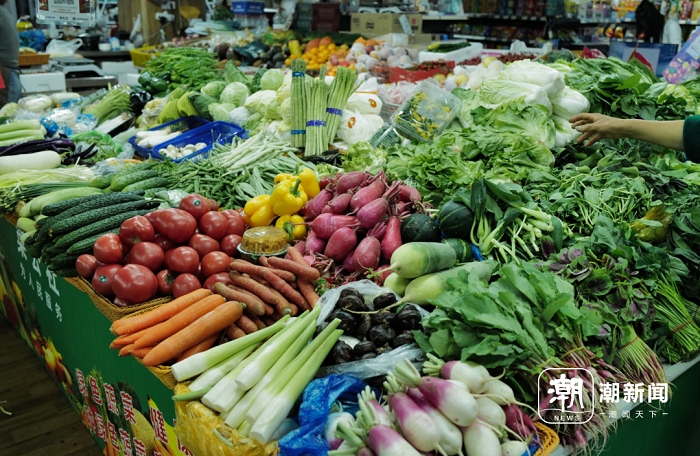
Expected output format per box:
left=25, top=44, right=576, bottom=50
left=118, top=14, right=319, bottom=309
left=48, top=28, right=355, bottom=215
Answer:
left=453, top=34, right=537, bottom=46
left=577, top=17, right=699, bottom=24
left=423, top=13, right=547, bottom=21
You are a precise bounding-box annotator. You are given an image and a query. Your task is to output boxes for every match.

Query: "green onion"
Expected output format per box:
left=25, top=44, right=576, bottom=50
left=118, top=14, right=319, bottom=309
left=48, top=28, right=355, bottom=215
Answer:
left=324, top=66, right=358, bottom=145
left=171, top=388, right=211, bottom=402
left=187, top=344, right=256, bottom=392
left=84, top=87, right=132, bottom=125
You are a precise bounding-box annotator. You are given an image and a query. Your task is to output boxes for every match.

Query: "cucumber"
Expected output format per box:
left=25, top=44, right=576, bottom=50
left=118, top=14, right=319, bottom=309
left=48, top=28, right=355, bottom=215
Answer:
left=53, top=266, right=79, bottom=277
left=89, top=174, right=115, bottom=189
left=27, top=244, right=42, bottom=258
left=49, top=253, right=80, bottom=271
left=144, top=187, right=168, bottom=199
left=110, top=170, right=159, bottom=192
left=51, top=200, right=154, bottom=237
left=20, top=230, right=36, bottom=244
left=389, top=242, right=457, bottom=279
left=22, top=187, right=103, bottom=218
left=123, top=177, right=169, bottom=192
left=66, top=229, right=120, bottom=255
left=396, top=262, right=493, bottom=306
left=17, top=217, right=36, bottom=233
left=45, top=243, right=68, bottom=258
left=56, top=210, right=151, bottom=248
left=42, top=191, right=143, bottom=216
left=49, top=192, right=146, bottom=225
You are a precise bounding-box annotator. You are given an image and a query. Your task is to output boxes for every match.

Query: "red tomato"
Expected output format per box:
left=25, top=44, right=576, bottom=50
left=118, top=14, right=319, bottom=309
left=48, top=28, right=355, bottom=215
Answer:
left=122, top=243, right=132, bottom=256
left=201, top=251, right=231, bottom=277
left=76, top=254, right=97, bottom=279
left=120, top=215, right=155, bottom=247
left=91, top=264, right=123, bottom=298
left=113, top=297, right=132, bottom=308
left=220, top=234, right=242, bottom=257
left=156, top=269, right=178, bottom=296
left=195, top=263, right=206, bottom=283
left=148, top=209, right=165, bottom=223
left=172, top=274, right=202, bottom=298
left=179, top=194, right=211, bottom=221
left=223, top=210, right=245, bottom=237
left=209, top=199, right=219, bottom=211
left=167, top=246, right=199, bottom=274
left=202, top=272, right=233, bottom=291
left=122, top=254, right=131, bottom=265
left=93, top=233, right=124, bottom=264
left=154, top=233, right=176, bottom=251
left=129, top=242, right=164, bottom=272
left=112, top=264, right=158, bottom=304
left=188, top=234, right=220, bottom=260
left=198, top=211, right=227, bottom=240
left=152, top=208, right=197, bottom=243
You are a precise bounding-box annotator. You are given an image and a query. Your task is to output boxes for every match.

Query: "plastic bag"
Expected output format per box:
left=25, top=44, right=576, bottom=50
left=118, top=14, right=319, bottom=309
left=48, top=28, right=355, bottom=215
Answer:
left=18, top=94, right=53, bottom=113
left=46, top=38, right=83, bottom=57
left=278, top=375, right=371, bottom=456
left=345, top=92, right=383, bottom=115
left=44, top=108, right=78, bottom=128
left=630, top=205, right=672, bottom=243
left=337, top=110, right=382, bottom=145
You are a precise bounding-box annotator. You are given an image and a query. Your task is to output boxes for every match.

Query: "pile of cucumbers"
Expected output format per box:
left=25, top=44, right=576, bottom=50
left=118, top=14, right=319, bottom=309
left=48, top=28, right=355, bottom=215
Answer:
left=21, top=163, right=163, bottom=277
left=89, top=161, right=169, bottom=198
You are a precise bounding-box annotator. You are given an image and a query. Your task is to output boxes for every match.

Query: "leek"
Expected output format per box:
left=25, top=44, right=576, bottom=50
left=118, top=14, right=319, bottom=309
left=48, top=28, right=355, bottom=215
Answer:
left=224, top=320, right=316, bottom=428
left=249, top=329, right=342, bottom=443
left=188, top=344, right=256, bottom=392
left=235, top=306, right=320, bottom=391
left=171, top=316, right=289, bottom=381
left=202, top=315, right=307, bottom=413
left=246, top=318, right=341, bottom=424
left=172, top=388, right=211, bottom=402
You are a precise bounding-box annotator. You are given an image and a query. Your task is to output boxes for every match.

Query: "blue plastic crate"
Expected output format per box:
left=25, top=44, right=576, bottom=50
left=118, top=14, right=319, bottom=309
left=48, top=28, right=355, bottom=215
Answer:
left=231, top=1, right=265, bottom=14
left=152, top=121, right=245, bottom=163
left=129, top=116, right=210, bottom=159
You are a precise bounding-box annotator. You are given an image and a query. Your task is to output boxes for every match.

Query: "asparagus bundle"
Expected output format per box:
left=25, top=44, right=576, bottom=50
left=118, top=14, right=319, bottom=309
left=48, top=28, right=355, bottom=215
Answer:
left=290, top=59, right=308, bottom=149
left=304, top=65, right=328, bottom=156
left=324, top=67, right=358, bottom=145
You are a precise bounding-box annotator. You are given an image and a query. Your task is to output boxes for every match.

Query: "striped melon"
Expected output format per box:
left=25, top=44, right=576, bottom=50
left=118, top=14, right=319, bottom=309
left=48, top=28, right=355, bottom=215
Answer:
left=437, top=201, right=474, bottom=240
left=401, top=213, right=441, bottom=243
left=441, top=238, right=474, bottom=263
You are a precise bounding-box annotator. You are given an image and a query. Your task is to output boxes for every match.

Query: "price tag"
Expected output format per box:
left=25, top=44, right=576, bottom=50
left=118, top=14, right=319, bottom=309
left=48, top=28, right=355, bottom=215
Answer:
left=399, top=14, right=413, bottom=35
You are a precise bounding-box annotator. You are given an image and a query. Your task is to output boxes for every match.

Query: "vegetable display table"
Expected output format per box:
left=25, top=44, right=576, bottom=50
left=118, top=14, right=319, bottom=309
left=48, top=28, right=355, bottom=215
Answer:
left=0, top=218, right=191, bottom=456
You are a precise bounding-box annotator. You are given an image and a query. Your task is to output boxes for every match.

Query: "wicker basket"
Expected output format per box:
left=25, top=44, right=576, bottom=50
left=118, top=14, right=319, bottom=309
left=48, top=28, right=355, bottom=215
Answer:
left=18, top=52, right=50, bottom=67
left=63, top=276, right=89, bottom=293
left=533, top=421, right=560, bottom=456
left=74, top=276, right=172, bottom=322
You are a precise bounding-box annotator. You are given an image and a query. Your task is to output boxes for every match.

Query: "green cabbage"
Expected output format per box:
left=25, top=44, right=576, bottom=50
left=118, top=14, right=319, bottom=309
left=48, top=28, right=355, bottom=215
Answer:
left=451, top=87, right=482, bottom=127
left=279, top=98, right=292, bottom=124
left=550, top=86, right=590, bottom=119
left=245, top=90, right=280, bottom=120
left=201, top=81, right=227, bottom=100
left=480, top=79, right=552, bottom=113
left=188, top=92, right=218, bottom=121
left=552, top=114, right=581, bottom=148
left=276, top=83, right=291, bottom=105
left=209, top=103, right=236, bottom=122
left=498, top=60, right=565, bottom=97
left=260, top=69, right=284, bottom=91
left=229, top=107, right=253, bottom=127
left=220, top=82, right=250, bottom=107
left=225, top=60, right=248, bottom=85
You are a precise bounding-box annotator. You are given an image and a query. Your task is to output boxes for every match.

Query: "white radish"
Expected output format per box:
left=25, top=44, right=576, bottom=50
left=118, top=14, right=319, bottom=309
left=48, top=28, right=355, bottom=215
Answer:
left=480, top=380, right=517, bottom=406
left=368, top=424, right=422, bottom=456
left=325, top=412, right=354, bottom=450
left=463, top=422, right=501, bottom=456
left=0, top=151, right=61, bottom=175
left=501, top=440, right=529, bottom=456
left=407, top=388, right=463, bottom=456
left=441, top=360, right=493, bottom=393
left=388, top=392, right=442, bottom=453
left=476, top=397, right=506, bottom=430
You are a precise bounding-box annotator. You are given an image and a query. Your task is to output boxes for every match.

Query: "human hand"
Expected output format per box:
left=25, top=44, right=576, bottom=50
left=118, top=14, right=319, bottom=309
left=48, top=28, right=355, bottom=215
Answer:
left=569, top=113, right=625, bottom=147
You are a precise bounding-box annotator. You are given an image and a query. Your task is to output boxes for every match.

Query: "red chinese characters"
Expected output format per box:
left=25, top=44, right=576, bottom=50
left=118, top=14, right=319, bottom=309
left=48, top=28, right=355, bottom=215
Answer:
left=173, top=419, right=193, bottom=456
left=76, top=368, right=87, bottom=401
left=149, top=406, right=169, bottom=445
left=95, top=412, right=107, bottom=442
left=133, top=437, right=147, bottom=456
left=121, top=391, right=137, bottom=425
left=120, top=428, right=133, bottom=456
left=84, top=405, right=96, bottom=434
left=89, top=376, right=102, bottom=406
left=104, top=383, right=119, bottom=415
left=108, top=422, right=120, bottom=454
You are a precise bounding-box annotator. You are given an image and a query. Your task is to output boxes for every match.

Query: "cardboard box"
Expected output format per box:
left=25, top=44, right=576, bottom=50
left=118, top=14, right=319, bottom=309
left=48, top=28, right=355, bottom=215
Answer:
left=351, top=13, right=423, bottom=35
left=409, top=33, right=433, bottom=44
left=19, top=72, right=66, bottom=93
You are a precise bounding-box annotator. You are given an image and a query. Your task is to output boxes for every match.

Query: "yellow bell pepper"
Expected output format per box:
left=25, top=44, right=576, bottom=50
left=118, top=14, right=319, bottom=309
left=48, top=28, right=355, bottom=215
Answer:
left=288, top=40, right=302, bottom=59
left=275, top=214, right=307, bottom=240
left=271, top=178, right=307, bottom=216
left=244, top=195, right=275, bottom=227
left=273, top=168, right=320, bottom=198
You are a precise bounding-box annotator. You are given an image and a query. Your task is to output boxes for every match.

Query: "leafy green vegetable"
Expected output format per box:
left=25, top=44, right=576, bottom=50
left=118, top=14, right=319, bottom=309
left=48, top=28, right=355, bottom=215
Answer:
left=225, top=60, right=248, bottom=85
left=342, top=141, right=387, bottom=174
left=201, top=81, right=227, bottom=100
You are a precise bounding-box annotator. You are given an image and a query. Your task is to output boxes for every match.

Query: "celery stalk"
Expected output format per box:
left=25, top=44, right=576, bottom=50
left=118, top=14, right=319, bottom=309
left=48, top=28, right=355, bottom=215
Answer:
left=235, top=306, right=320, bottom=391
left=224, top=320, right=316, bottom=428
left=249, top=329, right=343, bottom=443
left=171, top=316, right=289, bottom=381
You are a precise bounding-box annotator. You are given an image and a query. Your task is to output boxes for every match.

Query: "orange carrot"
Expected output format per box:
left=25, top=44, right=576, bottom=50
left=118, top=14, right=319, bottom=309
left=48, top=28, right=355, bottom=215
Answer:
left=237, top=315, right=259, bottom=334
left=130, top=346, right=154, bottom=358
left=112, top=327, right=151, bottom=346
left=119, top=344, right=135, bottom=357
left=290, top=303, right=298, bottom=315
left=110, top=339, right=129, bottom=349
left=176, top=334, right=218, bottom=362
left=258, top=255, right=272, bottom=268
left=261, top=316, right=275, bottom=327
left=231, top=259, right=296, bottom=282
left=134, top=295, right=227, bottom=349
left=114, top=289, right=212, bottom=336
left=287, top=246, right=311, bottom=266
left=214, top=282, right=265, bottom=315
left=229, top=271, right=279, bottom=312
left=261, top=268, right=306, bottom=312
left=297, top=277, right=320, bottom=308
left=142, top=301, right=244, bottom=367
left=267, top=256, right=320, bottom=282
left=263, top=302, right=274, bottom=315
left=249, top=273, right=270, bottom=287
left=270, top=311, right=283, bottom=321
left=226, top=323, right=246, bottom=340
left=244, top=310, right=266, bottom=330
left=264, top=284, right=293, bottom=316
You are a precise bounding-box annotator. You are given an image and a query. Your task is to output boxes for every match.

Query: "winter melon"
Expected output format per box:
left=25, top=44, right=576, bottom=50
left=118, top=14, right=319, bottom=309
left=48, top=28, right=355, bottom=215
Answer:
left=437, top=200, right=474, bottom=240
left=441, top=238, right=474, bottom=263
left=401, top=213, right=441, bottom=243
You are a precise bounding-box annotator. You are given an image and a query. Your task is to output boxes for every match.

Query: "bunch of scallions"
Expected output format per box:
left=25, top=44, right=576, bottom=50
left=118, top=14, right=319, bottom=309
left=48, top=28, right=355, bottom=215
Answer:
left=84, top=86, right=132, bottom=125
left=323, top=66, right=358, bottom=145
left=170, top=306, right=341, bottom=444
left=305, top=65, right=329, bottom=156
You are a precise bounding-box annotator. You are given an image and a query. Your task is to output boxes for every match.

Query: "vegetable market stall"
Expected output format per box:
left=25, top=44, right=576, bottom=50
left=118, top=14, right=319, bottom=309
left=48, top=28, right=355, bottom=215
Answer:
left=0, top=216, right=194, bottom=456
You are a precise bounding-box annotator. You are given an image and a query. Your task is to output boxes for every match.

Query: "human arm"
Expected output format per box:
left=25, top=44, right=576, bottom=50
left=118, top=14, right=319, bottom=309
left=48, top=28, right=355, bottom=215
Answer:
left=569, top=113, right=685, bottom=151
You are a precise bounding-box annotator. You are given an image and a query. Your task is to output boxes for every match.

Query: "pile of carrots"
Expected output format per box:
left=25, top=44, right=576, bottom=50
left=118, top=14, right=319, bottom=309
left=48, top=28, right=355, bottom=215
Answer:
left=219, top=246, right=321, bottom=340
left=108, top=246, right=321, bottom=366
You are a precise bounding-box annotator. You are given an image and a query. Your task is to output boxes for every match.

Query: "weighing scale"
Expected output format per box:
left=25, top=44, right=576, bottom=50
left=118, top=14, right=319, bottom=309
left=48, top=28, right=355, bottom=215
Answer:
left=50, top=56, right=117, bottom=90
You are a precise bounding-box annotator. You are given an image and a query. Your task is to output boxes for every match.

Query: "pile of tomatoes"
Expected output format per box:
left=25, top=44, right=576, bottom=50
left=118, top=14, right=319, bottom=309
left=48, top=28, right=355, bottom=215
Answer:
left=75, top=194, right=246, bottom=306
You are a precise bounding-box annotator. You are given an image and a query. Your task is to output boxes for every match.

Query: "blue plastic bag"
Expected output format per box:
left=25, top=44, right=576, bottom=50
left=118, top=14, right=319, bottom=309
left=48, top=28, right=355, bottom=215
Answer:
left=278, top=374, right=371, bottom=456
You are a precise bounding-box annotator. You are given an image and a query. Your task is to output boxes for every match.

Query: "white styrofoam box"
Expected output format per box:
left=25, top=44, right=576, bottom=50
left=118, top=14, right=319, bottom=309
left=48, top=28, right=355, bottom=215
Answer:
left=419, top=42, right=483, bottom=63
left=101, top=61, right=139, bottom=85
left=125, top=73, right=140, bottom=86
left=19, top=72, right=66, bottom=93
